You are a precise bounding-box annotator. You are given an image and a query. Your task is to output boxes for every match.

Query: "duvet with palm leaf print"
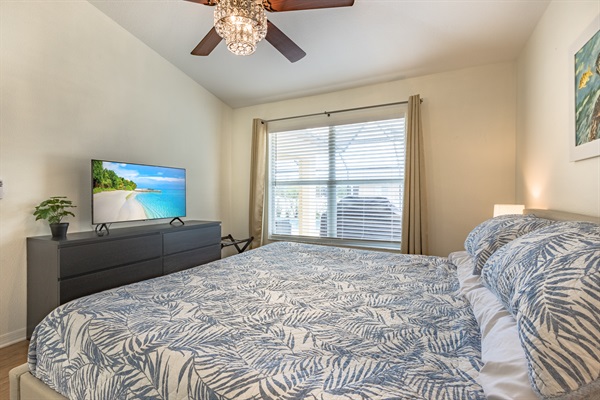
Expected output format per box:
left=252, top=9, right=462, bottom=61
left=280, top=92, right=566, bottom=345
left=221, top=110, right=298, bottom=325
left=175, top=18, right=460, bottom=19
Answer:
left=29, top=242, right=486, bottom=399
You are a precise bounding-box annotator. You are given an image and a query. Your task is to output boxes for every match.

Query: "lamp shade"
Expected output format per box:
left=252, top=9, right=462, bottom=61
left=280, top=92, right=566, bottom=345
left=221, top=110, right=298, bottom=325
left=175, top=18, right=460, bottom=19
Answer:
left=493, top=204, right=525, bottom=217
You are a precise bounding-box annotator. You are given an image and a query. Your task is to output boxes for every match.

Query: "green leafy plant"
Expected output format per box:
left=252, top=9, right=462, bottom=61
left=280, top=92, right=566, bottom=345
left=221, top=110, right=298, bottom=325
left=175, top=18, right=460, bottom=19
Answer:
left=33, top=196, right=76, bottom=225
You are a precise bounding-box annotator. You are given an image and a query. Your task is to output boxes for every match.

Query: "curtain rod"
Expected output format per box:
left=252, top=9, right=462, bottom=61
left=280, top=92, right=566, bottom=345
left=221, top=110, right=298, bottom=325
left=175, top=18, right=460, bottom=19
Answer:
left=263, top=99, right=423, bottom=124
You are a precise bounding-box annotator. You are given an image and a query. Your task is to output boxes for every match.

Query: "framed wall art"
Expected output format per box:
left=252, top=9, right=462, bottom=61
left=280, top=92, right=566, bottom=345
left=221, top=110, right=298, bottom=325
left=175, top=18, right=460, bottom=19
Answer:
left=570, top=15, right=600, bottom=161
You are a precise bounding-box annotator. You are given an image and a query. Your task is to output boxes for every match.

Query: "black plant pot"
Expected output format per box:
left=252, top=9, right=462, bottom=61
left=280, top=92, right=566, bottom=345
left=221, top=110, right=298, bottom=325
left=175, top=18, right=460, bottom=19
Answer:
left=49, top=223, right=69, bottom=239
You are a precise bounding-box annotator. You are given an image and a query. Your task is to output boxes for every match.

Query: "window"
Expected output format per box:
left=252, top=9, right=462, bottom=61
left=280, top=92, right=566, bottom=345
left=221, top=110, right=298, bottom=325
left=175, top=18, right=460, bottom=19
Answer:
left=268, top=117, right=405, bottom=249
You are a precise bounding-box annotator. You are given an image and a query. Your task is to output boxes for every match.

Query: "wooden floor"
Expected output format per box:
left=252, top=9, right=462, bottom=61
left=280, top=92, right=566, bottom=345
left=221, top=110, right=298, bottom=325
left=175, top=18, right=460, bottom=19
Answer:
left=0, top=341, right=28, bottom=400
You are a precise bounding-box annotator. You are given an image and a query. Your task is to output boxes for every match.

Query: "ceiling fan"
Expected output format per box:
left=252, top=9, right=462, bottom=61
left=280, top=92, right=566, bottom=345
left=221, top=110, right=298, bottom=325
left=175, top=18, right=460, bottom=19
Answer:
left=185, top=0, right=355, bottom=63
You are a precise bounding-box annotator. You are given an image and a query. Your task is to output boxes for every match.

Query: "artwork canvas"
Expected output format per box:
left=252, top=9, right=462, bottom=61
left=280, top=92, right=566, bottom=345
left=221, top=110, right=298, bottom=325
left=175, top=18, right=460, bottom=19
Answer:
left=570, top=17, right=600, bottom=161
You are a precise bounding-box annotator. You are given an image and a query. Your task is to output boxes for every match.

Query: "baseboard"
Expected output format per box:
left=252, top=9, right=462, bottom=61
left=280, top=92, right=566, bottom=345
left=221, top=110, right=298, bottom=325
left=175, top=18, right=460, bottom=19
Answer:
left=0, top=328, right=26, bottom=348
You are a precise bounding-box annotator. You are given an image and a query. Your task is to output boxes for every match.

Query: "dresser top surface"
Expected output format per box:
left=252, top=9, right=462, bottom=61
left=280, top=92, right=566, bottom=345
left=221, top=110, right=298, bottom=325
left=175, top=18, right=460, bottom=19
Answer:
left=28, top=220, right=221, bottom=245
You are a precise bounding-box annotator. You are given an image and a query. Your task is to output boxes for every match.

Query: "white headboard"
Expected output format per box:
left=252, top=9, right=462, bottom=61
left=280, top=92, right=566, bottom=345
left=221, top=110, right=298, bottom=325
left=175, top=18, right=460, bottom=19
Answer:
left=524, top=209, right=600, bottom=224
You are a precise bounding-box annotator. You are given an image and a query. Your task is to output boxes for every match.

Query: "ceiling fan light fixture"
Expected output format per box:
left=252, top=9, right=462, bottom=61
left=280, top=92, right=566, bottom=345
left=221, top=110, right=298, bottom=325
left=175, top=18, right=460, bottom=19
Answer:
left=214, top=0, right=267, bottom=56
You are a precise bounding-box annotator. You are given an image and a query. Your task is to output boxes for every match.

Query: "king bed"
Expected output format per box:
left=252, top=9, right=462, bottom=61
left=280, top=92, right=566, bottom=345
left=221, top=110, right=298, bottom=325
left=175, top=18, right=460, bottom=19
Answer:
left=10, top=209, right=600, bottom=399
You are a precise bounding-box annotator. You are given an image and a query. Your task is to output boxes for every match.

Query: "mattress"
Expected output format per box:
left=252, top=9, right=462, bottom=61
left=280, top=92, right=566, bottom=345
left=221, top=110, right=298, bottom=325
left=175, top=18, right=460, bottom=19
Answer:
left=29, top=242, right=485, bottom=399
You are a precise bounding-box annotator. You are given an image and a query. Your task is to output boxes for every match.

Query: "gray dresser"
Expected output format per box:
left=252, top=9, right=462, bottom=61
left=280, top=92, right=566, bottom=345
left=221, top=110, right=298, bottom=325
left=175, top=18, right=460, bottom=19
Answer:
left=27, top=220, right=221, bottom=338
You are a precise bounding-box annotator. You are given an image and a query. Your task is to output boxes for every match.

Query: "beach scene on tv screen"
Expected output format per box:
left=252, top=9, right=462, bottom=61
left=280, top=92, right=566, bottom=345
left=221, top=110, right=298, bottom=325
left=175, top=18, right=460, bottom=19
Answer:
left=92, top=161, right=186, bottom=223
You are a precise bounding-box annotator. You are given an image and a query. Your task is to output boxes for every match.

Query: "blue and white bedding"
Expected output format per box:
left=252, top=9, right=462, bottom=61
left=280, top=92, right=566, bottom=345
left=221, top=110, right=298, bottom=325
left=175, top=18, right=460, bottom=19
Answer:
left=465, top=215, right=600, bottom=399
left=29, top=242, right=486, bottom=399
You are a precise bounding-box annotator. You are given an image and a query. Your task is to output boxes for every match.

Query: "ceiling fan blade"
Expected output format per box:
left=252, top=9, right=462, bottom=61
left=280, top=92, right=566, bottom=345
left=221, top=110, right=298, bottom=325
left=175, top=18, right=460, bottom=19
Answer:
left=184, top=0, right=217, bottom=5
left=263, top=0, right=354, bottom=12
left=191, top=27, right=223, bottom=56
left=265, top=20, right=306, bottom=63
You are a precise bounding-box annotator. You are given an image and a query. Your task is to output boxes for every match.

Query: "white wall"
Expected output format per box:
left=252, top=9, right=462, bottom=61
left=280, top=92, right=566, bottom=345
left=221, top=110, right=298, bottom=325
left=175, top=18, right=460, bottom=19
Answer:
left=0, top=0, right=232, bottom=346
left=516, top=1, right=600, bottom=215
left=224, top=63, right=518, bottom=257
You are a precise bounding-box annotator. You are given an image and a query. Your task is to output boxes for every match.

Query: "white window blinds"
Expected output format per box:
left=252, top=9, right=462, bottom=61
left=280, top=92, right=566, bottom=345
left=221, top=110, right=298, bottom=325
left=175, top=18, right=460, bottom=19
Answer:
left=268, top=117, right=405, bottom=249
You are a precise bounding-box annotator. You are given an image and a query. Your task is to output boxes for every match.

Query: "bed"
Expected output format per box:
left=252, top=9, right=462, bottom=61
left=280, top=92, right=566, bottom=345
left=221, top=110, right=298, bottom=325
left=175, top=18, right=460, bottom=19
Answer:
left=10, top=209, right=600, bottom=400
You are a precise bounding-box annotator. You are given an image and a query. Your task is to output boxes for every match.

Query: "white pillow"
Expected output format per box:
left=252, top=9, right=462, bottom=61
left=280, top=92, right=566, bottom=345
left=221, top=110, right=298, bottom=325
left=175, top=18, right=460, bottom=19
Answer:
left=449, top=252, right=537, bottom=399
left=452, top=251, right=481, bottom=295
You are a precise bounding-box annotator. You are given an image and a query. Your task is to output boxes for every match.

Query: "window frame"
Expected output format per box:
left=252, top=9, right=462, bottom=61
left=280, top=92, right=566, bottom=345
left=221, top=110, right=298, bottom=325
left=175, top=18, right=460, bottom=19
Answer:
left=265, top=114, right=406, bottom=251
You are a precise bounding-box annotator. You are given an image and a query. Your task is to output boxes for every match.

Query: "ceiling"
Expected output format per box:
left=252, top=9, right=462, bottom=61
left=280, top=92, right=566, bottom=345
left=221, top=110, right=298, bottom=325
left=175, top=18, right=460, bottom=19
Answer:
left=88, top=0, right=550, bottom=109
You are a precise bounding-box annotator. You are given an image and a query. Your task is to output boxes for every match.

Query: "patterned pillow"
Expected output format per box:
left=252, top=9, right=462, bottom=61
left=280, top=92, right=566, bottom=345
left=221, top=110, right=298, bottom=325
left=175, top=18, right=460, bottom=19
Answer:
left=464, top=214, right=555, bottom=275
left=464, top=214, right=522, bottom=256
left=481, top=221, right=600, bottom=399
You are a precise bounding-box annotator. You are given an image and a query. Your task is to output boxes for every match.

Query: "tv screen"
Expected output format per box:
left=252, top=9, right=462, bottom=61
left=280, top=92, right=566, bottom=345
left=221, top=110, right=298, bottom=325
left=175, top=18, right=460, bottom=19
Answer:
left=92, top=160, right=186, bottom=225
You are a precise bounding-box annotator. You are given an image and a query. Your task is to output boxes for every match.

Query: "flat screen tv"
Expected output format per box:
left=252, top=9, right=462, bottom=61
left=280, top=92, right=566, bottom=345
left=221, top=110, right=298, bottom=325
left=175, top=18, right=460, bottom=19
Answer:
left=92, top=160, right=186, bottom=226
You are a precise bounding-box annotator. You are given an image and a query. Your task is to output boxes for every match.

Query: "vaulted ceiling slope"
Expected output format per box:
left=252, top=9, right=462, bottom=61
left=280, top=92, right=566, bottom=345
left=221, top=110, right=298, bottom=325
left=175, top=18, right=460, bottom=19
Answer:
left=89, top=0, right=550, bottom=108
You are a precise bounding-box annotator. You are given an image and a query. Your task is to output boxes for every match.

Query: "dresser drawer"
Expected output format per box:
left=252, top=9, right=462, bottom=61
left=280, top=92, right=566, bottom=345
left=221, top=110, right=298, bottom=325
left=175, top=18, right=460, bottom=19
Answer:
left=163, top=244, right=221, bottom=275
left=59, top=234, right=162, bottom=278
left=60, top=258, right=163, bottom=303
left=163, top=225, right=220, bottom=255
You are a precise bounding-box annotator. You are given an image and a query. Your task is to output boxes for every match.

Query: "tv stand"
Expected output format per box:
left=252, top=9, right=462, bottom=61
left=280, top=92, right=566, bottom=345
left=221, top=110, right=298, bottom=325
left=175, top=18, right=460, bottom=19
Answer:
left=27, top=220, right=221, bottom=338
left=169, top=217, right=184, bottom=226
left=95, top=223, right=110, bottom=236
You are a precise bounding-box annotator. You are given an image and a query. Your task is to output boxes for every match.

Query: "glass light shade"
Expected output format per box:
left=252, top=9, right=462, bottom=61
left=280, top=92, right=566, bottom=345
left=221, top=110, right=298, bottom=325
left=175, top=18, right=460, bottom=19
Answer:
left=493, top=204, right=525, bottom=217
left=214, top=0, right=267, bottom=56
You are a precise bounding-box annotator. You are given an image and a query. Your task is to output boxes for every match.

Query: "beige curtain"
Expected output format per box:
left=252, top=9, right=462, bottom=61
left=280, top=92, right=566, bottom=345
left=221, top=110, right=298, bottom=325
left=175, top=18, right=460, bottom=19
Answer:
left=249, top=118, right=267, bottom=248
left=401, top=94, right=429, bottom=255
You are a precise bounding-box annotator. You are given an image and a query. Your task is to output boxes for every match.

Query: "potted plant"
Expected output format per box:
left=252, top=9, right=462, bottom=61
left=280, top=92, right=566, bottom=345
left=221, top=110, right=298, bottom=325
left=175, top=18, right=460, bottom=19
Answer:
left=33, top=196, right=76, bottom=239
